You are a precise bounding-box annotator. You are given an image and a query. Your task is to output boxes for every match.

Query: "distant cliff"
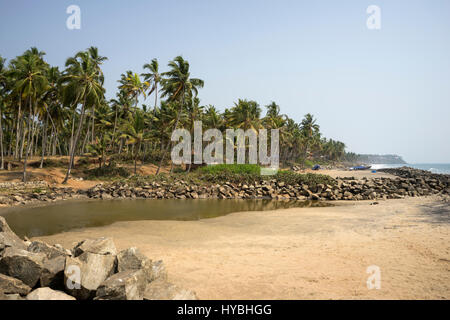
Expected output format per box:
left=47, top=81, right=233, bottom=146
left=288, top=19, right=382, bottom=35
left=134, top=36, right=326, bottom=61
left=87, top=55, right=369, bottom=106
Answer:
left=356, top=154, right=407, bottom=164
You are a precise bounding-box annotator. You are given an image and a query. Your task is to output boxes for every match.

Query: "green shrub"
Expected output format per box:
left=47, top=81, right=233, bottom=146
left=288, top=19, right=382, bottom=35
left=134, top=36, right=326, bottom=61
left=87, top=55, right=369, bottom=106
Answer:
left=199, top=164, right=261, bottom=175
left=84, top=165, right=131, bottom=180
left=273, top=170, right=336, bottom=186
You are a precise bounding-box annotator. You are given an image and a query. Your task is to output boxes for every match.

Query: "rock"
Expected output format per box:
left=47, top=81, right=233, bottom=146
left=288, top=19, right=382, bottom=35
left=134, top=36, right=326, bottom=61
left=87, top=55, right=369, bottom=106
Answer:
left=73, top=237, right=117, bottom=257
left=117, top=247, right=152, bottom=281
left=28, top=240, right=68, bottom=259
left=101, top=193, right=112, bottom=200
left=40, top=255, right=66, bottom=289
left=0, top=247, right=45, bottom=287
left=54, top=244, right=72, bottom=256
left=310, top=194, right=320, bottom=200
left=0, top=273, right=32, bottom=295
left=343, top=191, right=353, bottom=200
left=26, top=287, right=76, bottom=300
left=95, top=269, right=146, bottom=300
left=0, top=292, right=25, bottom=300
left=0, top=216, right=26, bottom=250
left=151, top=260, right=168, bottom=281
left=143, top=279, right=198, bottom=300
left=64, top=252, right=116, bottom=300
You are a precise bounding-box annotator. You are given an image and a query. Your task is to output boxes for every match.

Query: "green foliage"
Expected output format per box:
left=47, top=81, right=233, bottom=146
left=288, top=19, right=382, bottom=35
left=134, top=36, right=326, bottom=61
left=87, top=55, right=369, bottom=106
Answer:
left=84, top=164, right=131, bottom=180
left=199, top=164, right=261, bottom=175
left=272, top=171, right=336, bottom=187
left=302, top=159, right=314, bottom=168
left=0, top=47, right=355, bottom=185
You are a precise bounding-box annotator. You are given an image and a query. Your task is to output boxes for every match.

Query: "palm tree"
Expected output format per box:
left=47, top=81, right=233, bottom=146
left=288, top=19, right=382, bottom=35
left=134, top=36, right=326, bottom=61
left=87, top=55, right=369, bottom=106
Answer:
left=156, top=56, right=204, bottom=174
left=300, top=113, right=320, bottom=159
left=142, top=59, right=161, bottom=109
left=227, top=99, right=261, bottom=130
left=61, top=49, right=105, bottom=184
left=203, top=105, right=223, bottom=130
left=121, top=110, right=147, bottom=174
left=87, top=47, right=107, bottom=143
left=38, top=66, right=62, bottom=168
left=87, top=134, right=111, bottom=169
left=9, top=49, right=49, bottom=181
left=118, top=71, right=148, bottom=117
left=0, top=56, right=7, bottom=169
left=185, top=96, right=204, bottom=171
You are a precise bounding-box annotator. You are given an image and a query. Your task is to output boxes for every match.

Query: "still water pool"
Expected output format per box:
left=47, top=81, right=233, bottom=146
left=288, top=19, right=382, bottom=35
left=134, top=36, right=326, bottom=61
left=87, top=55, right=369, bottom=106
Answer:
left=0, top=199, right=331, bottom=237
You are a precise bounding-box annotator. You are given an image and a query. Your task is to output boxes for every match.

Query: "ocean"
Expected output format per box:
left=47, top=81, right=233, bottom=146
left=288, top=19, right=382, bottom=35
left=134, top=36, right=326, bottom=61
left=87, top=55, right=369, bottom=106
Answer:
left=370, top=163, right=450, bottom=175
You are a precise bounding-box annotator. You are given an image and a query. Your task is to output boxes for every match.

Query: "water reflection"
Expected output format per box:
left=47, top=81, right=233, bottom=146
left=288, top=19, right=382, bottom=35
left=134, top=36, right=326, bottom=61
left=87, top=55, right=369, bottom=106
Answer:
left=0, top=199, right=331, bottom=238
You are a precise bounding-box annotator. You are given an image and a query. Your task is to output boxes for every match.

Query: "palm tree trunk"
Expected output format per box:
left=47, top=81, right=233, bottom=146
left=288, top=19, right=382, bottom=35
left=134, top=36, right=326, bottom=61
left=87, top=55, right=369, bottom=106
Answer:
left=63, top=99, right=87, bottom=184
left=22, top=98, right=33, bottom=182
left=39, top=114, right=48, bottom=168
left=110, top=107, right=118, bottom=151
left=154, top=83, right=158, bottom=109
left=19, top=117, right=26, bottom=160
left=14, top=99, right=21, bottom=160
left=69, top=108, right=76, bottom=159
left=91, top=107, right=95, bottom=144
left=0, top=106, right=4, bottom=170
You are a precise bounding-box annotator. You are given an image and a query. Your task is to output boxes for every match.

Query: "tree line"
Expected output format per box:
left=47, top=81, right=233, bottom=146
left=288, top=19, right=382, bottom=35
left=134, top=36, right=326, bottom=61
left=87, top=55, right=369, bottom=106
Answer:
left=0, top=47, right=350, bottom=183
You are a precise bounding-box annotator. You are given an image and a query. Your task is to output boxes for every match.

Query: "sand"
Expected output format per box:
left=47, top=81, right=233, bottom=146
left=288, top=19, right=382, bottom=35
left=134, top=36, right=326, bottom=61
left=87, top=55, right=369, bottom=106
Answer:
left=36, top=196, right=450, bottom=300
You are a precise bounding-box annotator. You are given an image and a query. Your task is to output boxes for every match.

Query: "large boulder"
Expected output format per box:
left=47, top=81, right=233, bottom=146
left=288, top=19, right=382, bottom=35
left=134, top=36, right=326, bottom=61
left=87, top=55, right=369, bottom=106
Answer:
left=0, top=216, right=26, bottom=251
left=40, top=255, right=66, bottom=289
left=150, top=260, right=168, bottom=281
left=64, top=252, right=116, bottom=300
left=0, top=292, right=25, bottom=300
left=72, top=237, right=117, bottom=257
left=26, top=287, right=76, bottom=300
left=27, top=240, right=69, bottom=259
left=95, top=269, right=146, bottom=300
left=143, top=279, right=198, bottom=300
left=117, top=248, right=168, bottom=282
left=0, top=247, right=45, bottom=287
left=117, top=247, right=152, bottom=280
left=0, top=273, right=32, bottom=295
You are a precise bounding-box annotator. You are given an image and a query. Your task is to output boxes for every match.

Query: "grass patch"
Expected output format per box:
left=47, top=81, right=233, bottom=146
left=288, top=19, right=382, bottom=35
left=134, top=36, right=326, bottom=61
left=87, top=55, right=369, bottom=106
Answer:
left=272, top=171, right=335, bottom=187
left=199, top=164, right=261, bottom=175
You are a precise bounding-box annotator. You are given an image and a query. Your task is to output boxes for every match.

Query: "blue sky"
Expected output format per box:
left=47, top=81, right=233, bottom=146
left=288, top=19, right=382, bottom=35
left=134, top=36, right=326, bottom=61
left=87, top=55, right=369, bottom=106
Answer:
left=1, top=0, right=449, bottom=163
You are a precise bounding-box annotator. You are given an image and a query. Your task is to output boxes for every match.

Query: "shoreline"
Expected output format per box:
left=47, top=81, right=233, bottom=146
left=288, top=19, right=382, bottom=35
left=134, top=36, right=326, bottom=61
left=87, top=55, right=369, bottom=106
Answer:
left=36, top=195, right=450, bottom=299
left=1, top=166, right=449, bottom=300
left=0, top=166, right=448, bottom=210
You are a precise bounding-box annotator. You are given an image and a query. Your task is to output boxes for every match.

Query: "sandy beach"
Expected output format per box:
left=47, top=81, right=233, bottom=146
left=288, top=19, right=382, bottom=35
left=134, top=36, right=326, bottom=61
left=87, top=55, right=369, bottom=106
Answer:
left=36, top=195, right=450, bottom=300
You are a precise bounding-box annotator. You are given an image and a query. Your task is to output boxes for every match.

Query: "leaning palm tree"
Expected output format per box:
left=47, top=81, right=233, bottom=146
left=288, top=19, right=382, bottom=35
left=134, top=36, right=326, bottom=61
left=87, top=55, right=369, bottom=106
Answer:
left=60, top=49, right=105, bottom=184
left=156, top=56, right=204, bottom=174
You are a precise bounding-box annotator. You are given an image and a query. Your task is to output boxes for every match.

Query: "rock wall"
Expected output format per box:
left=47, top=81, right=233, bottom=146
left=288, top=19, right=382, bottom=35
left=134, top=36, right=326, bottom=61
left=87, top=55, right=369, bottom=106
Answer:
left=0, top=216, right=197, bottom=300
left=0, top=167, right=448, bottom=206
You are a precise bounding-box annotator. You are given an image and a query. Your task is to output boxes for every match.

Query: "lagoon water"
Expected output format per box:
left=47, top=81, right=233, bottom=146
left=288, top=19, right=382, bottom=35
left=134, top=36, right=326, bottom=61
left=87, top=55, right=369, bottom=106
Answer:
left=0, top=199, right=330, bottom=238
left=370, top=163, right=450, bottom=174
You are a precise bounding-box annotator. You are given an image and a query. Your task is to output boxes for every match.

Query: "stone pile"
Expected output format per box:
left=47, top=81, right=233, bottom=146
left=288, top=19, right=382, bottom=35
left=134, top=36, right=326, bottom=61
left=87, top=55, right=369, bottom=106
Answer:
left=0, top=167, right=448, bottom=206
left=0, top=216, right=197, bottom=300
